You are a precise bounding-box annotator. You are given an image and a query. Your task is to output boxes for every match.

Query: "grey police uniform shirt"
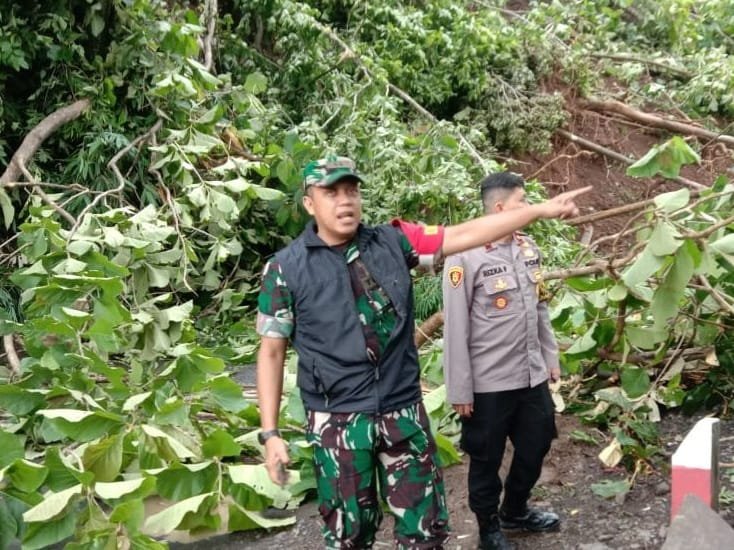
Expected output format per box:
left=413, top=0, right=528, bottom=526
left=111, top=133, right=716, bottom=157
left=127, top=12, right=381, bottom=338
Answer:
left=442, top=234, right=560, bottom=404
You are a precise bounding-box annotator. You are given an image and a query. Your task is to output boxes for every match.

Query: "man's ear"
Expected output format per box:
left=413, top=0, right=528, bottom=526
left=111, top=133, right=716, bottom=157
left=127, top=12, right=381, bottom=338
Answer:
left=303, top=193, right=315, bottom=215
left=494, top=201, right=505, bottom=213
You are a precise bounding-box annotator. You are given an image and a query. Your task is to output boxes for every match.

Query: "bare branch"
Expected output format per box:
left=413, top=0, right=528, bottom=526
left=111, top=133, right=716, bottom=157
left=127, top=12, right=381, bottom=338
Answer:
left=556, top=129, right=708, bottom=190
left=202, top=0, right=218, bottom=72
left=19, top=163, right=76, bottom=226
left=1, top=99, right=91, bottom=186
left=3, top=334, right=20, bottom=377
left=415, top=311, right=444, bottom=349
left=67, top=119, right=163, bottom=241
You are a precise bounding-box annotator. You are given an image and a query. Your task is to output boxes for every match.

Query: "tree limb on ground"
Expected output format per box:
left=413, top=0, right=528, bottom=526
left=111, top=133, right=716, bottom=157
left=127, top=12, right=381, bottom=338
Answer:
left=415, top=311, right=444, bottom=348
left=556, top=129, right=708, bottom=190
left=579, top=98, right=734, bottom=146
left=0, top=99, right=91, bottom=186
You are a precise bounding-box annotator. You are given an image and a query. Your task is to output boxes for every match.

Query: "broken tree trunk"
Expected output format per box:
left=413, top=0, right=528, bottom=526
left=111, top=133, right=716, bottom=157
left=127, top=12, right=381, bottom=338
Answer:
left=579, top=98, right=734, bottom=147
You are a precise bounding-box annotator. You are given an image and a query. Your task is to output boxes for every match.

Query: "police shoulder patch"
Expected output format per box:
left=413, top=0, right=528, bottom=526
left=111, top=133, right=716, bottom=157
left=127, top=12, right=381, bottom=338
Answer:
left=448, top=266, right=464, bottom=288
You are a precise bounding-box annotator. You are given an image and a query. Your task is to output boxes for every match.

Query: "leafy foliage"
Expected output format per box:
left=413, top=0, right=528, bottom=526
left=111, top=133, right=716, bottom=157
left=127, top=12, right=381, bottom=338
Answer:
left=2, top=0, right=734, bottom=543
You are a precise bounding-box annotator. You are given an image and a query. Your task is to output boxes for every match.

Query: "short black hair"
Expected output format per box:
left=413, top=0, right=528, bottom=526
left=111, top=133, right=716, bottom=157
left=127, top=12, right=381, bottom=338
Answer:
left=480, top=172, right=525, bottom=210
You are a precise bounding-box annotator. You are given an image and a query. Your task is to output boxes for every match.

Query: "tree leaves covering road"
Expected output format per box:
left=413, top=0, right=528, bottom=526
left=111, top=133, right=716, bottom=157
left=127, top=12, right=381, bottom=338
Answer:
left=1, top=0, right=734, bottom=547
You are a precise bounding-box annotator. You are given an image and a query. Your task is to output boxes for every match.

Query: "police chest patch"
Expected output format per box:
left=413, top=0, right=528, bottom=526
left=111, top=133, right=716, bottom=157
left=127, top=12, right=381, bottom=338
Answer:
left=494, top=296, right=508, bottom=309
left=448, top=266, right=464, bottom=288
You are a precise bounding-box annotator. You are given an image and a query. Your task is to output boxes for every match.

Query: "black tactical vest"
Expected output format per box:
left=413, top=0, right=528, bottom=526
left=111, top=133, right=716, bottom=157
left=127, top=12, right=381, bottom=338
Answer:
left=275, top=221, right=421, bottom=413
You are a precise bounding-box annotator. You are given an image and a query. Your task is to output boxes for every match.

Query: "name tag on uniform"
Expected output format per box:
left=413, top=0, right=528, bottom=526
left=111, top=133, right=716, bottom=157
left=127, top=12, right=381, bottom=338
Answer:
left=482, top=265, right=508, bottom=277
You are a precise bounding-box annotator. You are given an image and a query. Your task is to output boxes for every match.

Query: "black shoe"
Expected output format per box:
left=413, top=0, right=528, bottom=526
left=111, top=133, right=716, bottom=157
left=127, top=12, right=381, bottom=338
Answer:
left=499, top=507, right=560, bottom=532
left=478, top=528, right=516, bottom=550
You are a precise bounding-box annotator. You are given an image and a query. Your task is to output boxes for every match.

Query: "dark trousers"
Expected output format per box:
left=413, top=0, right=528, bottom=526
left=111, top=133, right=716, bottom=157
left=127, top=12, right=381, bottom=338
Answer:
left=460, top=383, right=556, bottom=520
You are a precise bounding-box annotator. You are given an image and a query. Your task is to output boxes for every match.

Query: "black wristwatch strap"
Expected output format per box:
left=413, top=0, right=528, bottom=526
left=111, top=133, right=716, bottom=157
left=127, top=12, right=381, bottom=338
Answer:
left=258, top=428, right=281, bottom=445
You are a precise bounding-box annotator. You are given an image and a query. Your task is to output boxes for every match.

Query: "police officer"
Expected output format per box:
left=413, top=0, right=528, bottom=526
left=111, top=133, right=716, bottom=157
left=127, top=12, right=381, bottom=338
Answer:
left=257, top=158, right=586, bottom=549
left=443, top=172, right=561, bottom=550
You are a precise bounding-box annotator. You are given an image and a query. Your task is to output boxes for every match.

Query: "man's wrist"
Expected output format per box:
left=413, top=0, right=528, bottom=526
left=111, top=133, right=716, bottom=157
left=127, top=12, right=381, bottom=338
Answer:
left=258, top=428, right=281, bottom=445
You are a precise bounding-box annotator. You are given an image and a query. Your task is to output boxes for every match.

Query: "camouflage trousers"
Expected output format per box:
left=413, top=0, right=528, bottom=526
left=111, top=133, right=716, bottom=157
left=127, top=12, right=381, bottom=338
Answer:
left=306, top=402, right=449, bottom=550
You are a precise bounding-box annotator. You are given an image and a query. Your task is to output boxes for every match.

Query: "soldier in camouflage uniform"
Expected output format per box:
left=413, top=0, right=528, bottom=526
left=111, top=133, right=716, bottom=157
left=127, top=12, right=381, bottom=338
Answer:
left=256, top=156, right=587, bottom=549
left=442, top=172, right=562, bottom=550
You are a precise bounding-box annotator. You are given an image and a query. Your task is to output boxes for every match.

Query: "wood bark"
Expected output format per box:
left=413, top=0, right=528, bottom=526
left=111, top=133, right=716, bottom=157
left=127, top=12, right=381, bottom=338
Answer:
left=579, top=98, right=734, bottom=146
left=0, top=99, right=91, bottom=186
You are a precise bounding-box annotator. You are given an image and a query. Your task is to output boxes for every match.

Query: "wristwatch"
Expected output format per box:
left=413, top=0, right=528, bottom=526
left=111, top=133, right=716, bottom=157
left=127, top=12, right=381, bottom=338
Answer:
left=258, top=429, right=281, bottom=445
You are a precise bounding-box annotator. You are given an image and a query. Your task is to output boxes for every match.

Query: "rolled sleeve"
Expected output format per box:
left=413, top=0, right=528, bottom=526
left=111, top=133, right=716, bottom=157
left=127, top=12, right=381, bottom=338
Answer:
left=391, top=219, right=445, bottom=270
left=256, top=260, right=294, bottom=339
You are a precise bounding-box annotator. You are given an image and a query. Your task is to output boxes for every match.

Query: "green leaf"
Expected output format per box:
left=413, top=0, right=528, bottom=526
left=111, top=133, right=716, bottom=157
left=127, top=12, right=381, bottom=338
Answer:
left=244, top=72, right=268, bottom=95
left=37, top=410, right=124, bottom=443
left=622, top=246, right=664, bottom=287
left=44, top=447, right=88, bottom=491
left=0, top=188, right=14, bottom=229
left=122, top=392, right=153, bottom=412
left=140, top=425, right=197, bottom=460
left=82, top=434, right=123, bottom=482
left=434, top=432, right=461, bottom=467
left=23, top=484, right=82, bottom=522
left=422, top=385, right=447, bottom=416
left=142, top=493, right=214, bottom=536
left=0, top=494, right=20, bottom=549
left=565, top=324, right=597, bottom=355
left=154, top=462, right=217, bottom=501
left=654, top=188, right=690, bottom=212
left=648, top=221, right=681, bottom=256
left=710, top=233, right=734, bottom=255
left=209, top=376, right=248, bottom=412
left=202, top=430, right=242, bottom=458
left=590, top=479, right=631, bottom=499
left=228, top=465, right=295, bottom=509
left=5, top=460, right=48, bottom=493
left=228, top=503, right=296, bottom=532
left=0, top=385, right=46, bottom=416
left=620, top=366, right=651, bottom=398
left=625, top=326, right=667, bottom=350
left=0, top=430, right=24, bottom=469
left=109, top=499, right=145, bottom=531
left=95, top=478, right=148, bottom=500
left=21, top=510, right=76, bottom=550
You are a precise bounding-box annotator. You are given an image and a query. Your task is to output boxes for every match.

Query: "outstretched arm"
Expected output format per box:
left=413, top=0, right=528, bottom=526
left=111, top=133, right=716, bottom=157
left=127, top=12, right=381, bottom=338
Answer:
left=442, top=186, right=591, bottom=257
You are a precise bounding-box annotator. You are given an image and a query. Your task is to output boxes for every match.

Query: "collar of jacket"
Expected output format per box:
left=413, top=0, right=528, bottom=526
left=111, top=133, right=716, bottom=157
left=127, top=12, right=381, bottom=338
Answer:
left=303, top=220, right=372, bottom=248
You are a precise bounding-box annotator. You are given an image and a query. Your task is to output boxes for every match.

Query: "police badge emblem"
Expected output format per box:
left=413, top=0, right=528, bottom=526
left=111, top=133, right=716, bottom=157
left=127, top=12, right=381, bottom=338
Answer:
left=448, top=266, right=464, bottom=288
left=494, top=296, right=508, bottom=309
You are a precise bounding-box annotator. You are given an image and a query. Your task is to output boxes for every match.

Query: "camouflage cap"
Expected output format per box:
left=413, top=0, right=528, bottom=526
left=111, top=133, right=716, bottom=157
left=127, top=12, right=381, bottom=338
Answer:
left=302, top=155, right=364, bottom=190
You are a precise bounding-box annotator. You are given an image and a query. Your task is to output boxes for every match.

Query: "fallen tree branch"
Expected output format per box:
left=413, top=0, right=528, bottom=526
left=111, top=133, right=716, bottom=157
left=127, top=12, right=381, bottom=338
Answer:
left=415, top=311, right=444, bottom=349
left=19, top=163, right=76, bottom=226
left=556, top=129, right=708, bottom=190
left=0, top=99, right=91, bottom=186
left=68, top=119, right=163, bottom=240
left=3, top=334, right=20, bottom=377
left=590, top=53, right=692, bottom=79
left=579, top=98, right=734, bottom=146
